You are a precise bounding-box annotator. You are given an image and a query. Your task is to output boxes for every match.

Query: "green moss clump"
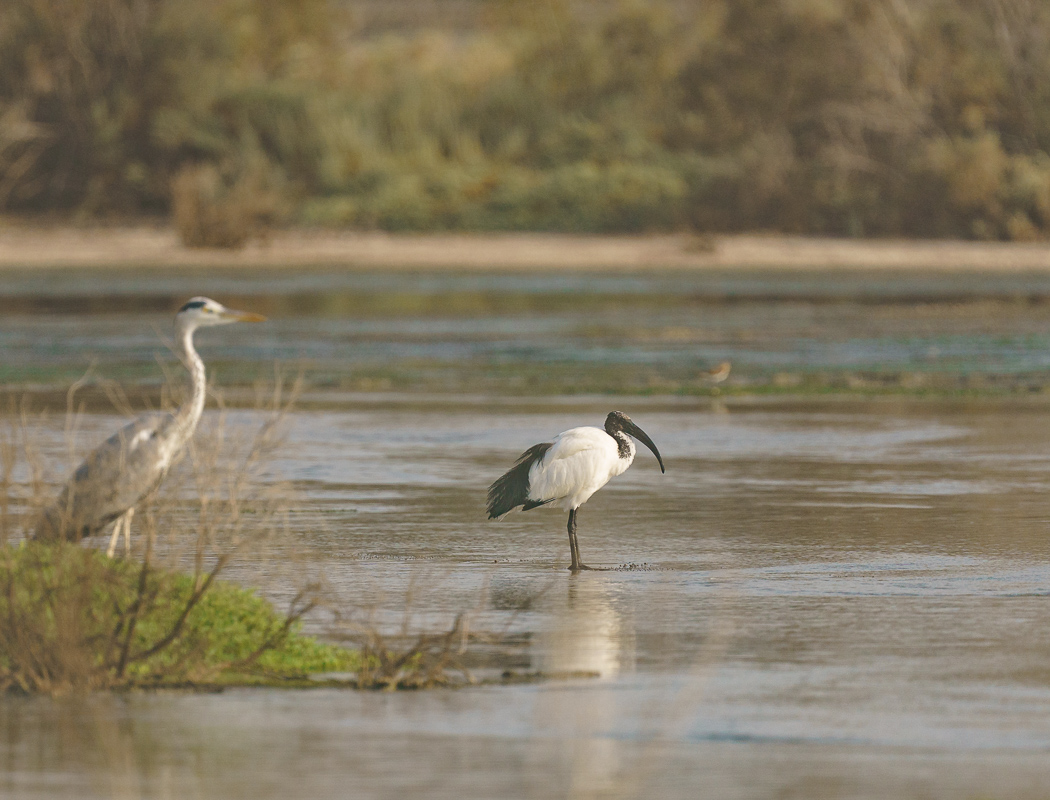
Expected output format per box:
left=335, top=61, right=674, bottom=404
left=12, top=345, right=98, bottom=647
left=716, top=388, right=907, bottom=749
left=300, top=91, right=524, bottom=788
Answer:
left=0, top=543, right=356, bottom=693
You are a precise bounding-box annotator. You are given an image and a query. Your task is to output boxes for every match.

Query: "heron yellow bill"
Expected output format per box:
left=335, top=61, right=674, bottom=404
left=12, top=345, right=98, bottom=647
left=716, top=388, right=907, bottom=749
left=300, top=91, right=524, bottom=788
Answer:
left=221, top=309, right=267, bottom=322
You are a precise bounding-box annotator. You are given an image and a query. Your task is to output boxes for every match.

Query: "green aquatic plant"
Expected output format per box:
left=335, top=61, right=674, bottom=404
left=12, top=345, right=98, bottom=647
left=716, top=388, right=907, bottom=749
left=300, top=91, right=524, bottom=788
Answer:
left=0, top=541, right=356, bottom=694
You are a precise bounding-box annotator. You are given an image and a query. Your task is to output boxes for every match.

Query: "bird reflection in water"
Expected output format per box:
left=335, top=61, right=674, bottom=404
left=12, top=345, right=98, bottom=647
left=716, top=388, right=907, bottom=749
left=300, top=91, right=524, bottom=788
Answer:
left=533, top=577, right=636, bottom=798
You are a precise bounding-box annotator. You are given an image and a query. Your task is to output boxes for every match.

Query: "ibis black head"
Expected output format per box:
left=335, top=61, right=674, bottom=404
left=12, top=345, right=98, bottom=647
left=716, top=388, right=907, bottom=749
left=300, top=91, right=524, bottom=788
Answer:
left=604, top=411, right=665, bottom=473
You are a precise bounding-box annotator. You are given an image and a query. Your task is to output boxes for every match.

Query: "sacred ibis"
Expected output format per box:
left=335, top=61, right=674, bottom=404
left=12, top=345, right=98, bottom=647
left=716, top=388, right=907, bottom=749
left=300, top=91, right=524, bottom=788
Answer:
left=486, top=411, right=665, bottom=571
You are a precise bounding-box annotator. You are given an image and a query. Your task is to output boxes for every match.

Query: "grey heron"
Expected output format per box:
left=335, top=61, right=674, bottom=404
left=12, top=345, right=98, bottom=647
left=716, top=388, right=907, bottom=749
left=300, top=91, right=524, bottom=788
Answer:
left=33, top=297, right=266, bottom=555
left=486, top=411, right=665, bottom=571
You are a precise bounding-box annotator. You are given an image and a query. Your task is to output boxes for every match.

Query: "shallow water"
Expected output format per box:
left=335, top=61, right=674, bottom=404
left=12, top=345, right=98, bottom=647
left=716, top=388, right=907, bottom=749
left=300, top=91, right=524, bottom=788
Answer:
left=7, top=397, right=1050, bottom=798
left=5, top=268, right=1050, bottom=798
left=5, top=267, right=1050, bottom=393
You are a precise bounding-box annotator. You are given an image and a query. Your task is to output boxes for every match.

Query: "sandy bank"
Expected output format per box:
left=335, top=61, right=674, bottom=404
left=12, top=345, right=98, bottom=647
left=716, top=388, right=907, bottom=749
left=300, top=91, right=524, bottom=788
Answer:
left=1, top=224, right=1050, bottom=271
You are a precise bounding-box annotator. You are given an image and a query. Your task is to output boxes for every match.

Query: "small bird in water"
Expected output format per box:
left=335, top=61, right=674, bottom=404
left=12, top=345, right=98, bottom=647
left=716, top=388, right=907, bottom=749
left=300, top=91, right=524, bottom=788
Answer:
left=701, top=361, right=731, bottom=394
left=34, top=298, right=266, bottom=556
left=486, top=411, right=665, bottom=571
left=702, top=361, right=731, bottom=385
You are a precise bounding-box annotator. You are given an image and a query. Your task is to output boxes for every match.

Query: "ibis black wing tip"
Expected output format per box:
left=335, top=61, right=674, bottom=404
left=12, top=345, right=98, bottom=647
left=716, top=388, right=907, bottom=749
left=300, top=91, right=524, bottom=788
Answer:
left=522, top=498, right=554, bottom=511
left=486, top=441, right=553, bottom=521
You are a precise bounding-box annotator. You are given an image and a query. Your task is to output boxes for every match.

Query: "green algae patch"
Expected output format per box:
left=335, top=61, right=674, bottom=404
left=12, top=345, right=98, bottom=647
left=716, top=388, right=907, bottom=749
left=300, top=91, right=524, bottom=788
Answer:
left=0, top=542, right=357, bottom=694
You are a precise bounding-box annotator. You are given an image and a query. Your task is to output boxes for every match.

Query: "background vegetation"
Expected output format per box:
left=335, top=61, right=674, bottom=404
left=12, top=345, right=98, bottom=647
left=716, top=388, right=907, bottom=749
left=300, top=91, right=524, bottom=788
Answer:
left=2, top=0, right=1050, bottom=239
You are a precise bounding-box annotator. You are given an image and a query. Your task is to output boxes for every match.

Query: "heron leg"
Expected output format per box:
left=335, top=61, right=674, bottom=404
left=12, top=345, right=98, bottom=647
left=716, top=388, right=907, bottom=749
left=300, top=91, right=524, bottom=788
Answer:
left=122, top=507, right=135, bottom=556
left=106, top=509, right=134, bottom=558
left=106, top=514, right=126, bottom=558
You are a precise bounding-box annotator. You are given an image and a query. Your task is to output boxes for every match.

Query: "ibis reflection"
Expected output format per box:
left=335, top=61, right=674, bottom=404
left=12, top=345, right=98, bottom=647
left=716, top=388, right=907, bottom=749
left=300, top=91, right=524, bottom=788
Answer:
left=533, top=577, right=634, bottom=678
left=532, top=577, right=636, bottom=799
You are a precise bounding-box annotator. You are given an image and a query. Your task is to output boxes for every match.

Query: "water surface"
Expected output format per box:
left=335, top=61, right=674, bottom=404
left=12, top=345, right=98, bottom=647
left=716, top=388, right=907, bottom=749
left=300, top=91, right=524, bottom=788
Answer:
left=6, top=397, right=1050, bottom=799
left=4, top=267, right=1050, bottom=393
left=4, top=268, right=1050, bottom=798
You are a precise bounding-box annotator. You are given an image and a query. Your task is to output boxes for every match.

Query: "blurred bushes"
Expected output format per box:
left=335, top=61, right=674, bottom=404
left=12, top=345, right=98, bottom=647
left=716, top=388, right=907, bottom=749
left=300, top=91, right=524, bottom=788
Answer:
left=3, top=0, right=1050, bottom=239
left=172, top=162, right=282, bottom=247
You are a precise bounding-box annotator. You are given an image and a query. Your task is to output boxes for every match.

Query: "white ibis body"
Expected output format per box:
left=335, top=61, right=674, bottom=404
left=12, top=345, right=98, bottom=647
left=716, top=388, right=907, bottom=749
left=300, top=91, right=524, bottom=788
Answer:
left=486, top=411, right=665, bottom=571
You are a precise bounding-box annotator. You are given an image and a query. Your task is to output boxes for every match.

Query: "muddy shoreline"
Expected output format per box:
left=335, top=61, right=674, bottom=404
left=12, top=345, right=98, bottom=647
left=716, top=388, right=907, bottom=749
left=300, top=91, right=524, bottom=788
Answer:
left=2, top=223, right=1050, bottom=271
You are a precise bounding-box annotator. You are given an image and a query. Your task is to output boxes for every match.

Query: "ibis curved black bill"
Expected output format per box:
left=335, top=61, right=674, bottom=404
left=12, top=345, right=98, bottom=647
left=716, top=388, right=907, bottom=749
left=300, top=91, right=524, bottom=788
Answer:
left=623, top=420, right=665, bottom=473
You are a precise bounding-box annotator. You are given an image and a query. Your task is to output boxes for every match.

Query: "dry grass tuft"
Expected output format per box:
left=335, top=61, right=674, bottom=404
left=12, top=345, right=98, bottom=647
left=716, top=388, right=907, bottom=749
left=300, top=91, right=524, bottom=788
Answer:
left=322, top=576, right=545, bottom=690
left=351, top=612, right=472, bottom=690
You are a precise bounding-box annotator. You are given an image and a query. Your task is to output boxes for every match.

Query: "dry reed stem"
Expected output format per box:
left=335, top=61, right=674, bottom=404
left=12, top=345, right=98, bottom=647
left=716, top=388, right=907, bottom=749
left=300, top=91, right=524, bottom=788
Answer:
left=320, top=572, right=546, bottom=690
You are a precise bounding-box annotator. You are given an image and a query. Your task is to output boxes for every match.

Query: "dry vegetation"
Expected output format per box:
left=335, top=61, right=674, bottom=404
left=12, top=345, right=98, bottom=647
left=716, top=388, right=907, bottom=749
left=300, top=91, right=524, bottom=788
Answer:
left=0, top=386, right=357, bottom=694
left=2, top=0, right=1050, bottom=242
left=0, top=379, right=510, bottom=694
left=339, top=611, right=474, bottom=690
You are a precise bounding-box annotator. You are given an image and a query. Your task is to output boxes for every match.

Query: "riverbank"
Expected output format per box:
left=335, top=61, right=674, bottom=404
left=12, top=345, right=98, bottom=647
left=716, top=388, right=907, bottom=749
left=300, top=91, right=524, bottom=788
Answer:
left=2, top=223, right=1050, bottom=271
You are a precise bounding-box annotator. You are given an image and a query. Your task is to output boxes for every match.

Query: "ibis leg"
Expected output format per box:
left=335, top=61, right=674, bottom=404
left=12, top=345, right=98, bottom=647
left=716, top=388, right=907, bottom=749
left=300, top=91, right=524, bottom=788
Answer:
left=566, top=508, right=593, bottom=572
left=566, top=509, right=578, bottom=571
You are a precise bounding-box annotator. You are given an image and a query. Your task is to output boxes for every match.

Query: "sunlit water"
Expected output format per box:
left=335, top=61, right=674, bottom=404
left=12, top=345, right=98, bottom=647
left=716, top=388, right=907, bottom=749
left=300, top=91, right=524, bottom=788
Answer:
left=4, top=269, right=1050, bottom=798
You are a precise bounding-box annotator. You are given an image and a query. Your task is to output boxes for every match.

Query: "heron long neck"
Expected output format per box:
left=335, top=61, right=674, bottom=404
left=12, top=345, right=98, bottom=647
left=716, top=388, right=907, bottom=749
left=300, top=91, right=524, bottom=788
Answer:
left=175, top=324, right=206, bottom=437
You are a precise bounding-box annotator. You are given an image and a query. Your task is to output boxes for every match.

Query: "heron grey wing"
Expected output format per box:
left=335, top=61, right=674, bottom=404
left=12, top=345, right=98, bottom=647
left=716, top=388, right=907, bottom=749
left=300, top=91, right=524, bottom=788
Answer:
left=58, top=412, right=177, bottom=531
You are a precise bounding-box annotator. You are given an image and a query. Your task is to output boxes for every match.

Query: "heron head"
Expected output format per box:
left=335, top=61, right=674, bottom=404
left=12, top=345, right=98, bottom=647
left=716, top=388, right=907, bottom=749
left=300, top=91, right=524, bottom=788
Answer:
left=175, top=297, right=266, bottom=329
left=604, top=411, right=665, bottom=473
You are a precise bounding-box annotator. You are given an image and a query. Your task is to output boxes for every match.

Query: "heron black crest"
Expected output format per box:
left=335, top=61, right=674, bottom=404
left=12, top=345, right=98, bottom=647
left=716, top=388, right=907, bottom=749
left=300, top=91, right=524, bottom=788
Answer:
left=179, top=300, right=207, bottom=312
left=486, top=441, right=552, bottom=519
